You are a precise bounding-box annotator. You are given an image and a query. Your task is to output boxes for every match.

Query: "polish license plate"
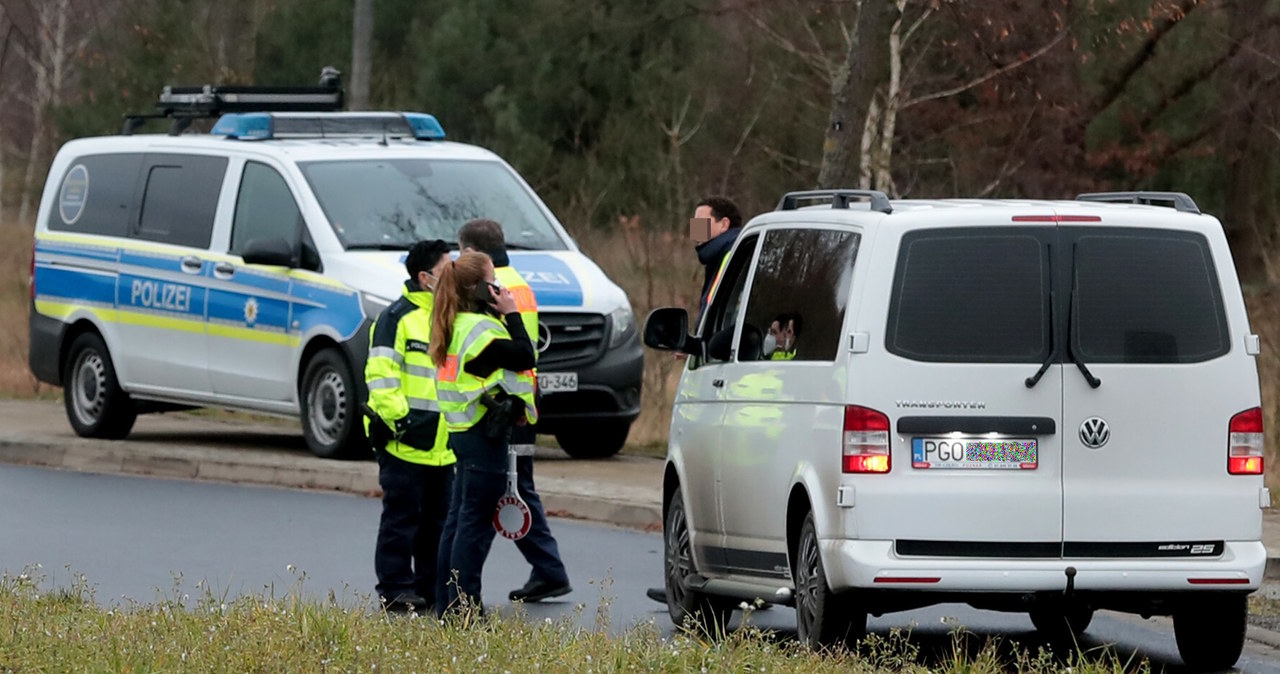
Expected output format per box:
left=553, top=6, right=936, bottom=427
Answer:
left=537, top=372, right=578, bottom=394
left=911, top=437, right=1037, bottom=470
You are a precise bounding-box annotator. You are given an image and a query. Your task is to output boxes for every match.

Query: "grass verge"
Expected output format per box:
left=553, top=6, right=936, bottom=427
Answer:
left=0, top=568, right=1148, bottom=674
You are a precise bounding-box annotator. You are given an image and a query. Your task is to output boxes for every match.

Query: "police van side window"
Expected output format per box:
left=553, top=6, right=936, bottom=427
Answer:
left=739, top=228, right=860, bottom=362
left=133, top=154, right=228, bottom=249
left=232, top=162, right=304, bottom=257
left=47, top=154, right=145, bottom=236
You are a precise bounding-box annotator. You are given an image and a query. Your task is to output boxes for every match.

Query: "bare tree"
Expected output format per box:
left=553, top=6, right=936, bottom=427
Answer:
left=351, top=0, right=374, bottom=110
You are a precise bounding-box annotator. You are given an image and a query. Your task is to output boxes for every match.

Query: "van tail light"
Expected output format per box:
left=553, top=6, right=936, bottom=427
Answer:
left=844, top=405, right=890, bottom=473
left=1228, top=407, right=1264, bottom=475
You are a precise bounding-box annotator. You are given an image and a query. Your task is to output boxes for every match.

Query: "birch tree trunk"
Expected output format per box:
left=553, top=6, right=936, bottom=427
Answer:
left=350, top=0, right=375, bottom=110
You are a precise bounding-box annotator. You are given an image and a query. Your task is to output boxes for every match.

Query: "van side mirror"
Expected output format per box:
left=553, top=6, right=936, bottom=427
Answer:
left=643, top=307, right=698, bottom=354
left=241, top=238, right=297, bottom=267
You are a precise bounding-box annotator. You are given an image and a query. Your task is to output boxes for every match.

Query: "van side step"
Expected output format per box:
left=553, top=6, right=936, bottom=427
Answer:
left=684, top=574, right=795, bottom=607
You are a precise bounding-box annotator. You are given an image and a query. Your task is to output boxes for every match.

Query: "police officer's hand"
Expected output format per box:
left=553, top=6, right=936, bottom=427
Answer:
left=491, top=285, right=518, bottom=315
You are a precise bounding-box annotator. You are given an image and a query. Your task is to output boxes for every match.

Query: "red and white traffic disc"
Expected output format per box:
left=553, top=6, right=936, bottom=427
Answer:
left=494, top=495, right=532, bottom=540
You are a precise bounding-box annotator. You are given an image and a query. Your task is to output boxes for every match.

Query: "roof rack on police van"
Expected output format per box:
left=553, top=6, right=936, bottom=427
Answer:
left=1075, top=191, right=1201, bottom=214
left=122, top=66, right=344, bottom=136
left=776, top=189, right=893, bottom=214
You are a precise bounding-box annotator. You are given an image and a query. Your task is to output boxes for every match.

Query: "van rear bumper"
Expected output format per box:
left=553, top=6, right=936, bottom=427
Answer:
left=821, top=539, right=1266, bottom=593
left=28, top=302, right=65, bottom=386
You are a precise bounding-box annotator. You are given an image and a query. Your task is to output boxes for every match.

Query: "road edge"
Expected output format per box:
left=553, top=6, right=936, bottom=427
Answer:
left=0, top=437, right=664, bottom=531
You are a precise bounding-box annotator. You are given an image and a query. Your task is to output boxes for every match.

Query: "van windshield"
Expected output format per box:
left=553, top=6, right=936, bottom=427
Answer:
left=298, top=159, right=567, bottom=250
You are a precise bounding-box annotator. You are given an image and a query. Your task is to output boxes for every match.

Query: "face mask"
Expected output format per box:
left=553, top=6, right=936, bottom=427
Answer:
left=762, top=333, right=778, bottom=356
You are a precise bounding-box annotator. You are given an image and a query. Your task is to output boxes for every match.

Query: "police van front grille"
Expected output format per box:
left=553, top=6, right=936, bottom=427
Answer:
left=539, top=313, right=606, bottom=367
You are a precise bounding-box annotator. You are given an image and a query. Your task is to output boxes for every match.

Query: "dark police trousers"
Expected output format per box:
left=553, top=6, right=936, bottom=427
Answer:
left=512, top=429, right=569, bottom=585
left=435, top=424, right=507, bottom=614
left=374, top=449, right=454, bottom=607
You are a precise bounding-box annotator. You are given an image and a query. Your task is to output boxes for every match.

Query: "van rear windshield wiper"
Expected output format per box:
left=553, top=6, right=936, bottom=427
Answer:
left=1067, top=243, right=1102, bottom=389
left=1026, top=243, right=1054, bottom=388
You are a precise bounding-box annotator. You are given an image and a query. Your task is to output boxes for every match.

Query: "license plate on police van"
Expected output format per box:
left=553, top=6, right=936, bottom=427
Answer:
left=538, top=372, right=578, bottom=394
left=911, top=437, right=1037, bottom=470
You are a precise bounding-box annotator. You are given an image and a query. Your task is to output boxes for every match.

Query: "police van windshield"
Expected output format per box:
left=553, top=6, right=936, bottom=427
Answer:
left=299, top=159, right=567, bottom=251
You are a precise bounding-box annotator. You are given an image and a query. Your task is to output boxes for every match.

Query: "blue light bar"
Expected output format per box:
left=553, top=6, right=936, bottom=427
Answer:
left=402, top=113, right=446, bottom=140
left=210, top=113, right=274, bottom=140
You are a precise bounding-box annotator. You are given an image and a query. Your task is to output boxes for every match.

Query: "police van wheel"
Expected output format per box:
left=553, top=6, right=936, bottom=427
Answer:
left=555, top=421, right=630, bottom=459
left=300, top=348, right=364, bottom=460
left=62, top=332, right=136, bottom=440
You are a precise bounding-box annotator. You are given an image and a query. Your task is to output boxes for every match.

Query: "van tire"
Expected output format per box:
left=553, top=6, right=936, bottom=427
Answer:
left=300, top=348, right=365, bottom=459
left=1173, top=593, right=1247, bottom=671
left=555, top=421, right=630, bottom=459
left=794, top=513, right=866, bottom=650
left=664, top=490, right=734, bottom=635
left=62, top=332, right=136, bottom=439
left=1029, top=604, right=1094, bottom=641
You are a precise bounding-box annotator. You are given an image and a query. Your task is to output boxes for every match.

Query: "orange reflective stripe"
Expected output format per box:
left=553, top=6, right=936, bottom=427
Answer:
left=510, top=285, right=537, bottom=312
left=438, top=355, right=460, bottom=383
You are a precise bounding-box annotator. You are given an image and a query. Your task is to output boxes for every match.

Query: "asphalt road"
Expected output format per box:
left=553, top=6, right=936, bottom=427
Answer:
left=4, top=463, right=1280, bottom=672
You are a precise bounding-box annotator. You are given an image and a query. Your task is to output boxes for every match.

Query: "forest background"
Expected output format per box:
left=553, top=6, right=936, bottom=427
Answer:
left=3, top=0, right=1280, bottom=481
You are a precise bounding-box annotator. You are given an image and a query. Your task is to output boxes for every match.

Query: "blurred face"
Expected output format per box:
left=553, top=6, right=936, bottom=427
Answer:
left=694, top=205, right=730, bottom=238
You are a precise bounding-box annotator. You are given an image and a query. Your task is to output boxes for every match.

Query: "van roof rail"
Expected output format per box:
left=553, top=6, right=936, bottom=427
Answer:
left=122, top=66, right=344, bottom=136
left=1075, top=191, right=1200, bottom=214
left=776, top=189, right=893, bottom=214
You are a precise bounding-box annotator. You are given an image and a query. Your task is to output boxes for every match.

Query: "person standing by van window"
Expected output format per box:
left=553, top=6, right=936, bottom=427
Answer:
left=692, top=195, right=743, bottom=320
left=458, top=218, right=572, bottom=604
left=431, top=252, right=538, bottom=616
left=364, top=239, right=455, bottom=614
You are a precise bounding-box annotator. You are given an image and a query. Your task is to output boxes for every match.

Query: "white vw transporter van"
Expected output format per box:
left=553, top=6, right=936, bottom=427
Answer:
left=643, top=190, right=1267, bottom=670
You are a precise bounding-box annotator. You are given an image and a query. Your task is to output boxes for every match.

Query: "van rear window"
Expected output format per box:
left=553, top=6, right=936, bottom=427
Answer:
left=887, top=229, right=1050, bottom=363
left=1073, top=232, right=1228, bottom=363
left=47, top=154, right=144, bottom=236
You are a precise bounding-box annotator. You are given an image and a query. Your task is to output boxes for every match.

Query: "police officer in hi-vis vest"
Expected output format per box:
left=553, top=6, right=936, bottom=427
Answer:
left=431, top=251, right=538, bottom=616
left=458, top=218, right=571, bottom=604
left=364, top=239, right=455, bottom=613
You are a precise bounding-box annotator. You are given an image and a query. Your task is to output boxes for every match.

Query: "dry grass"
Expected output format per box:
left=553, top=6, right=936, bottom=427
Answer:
left=0, top=213, right=49, bottom=399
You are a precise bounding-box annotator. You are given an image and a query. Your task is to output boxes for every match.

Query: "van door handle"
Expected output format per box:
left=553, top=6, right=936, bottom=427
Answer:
left=179, top=256, right=203, bottom=274
left=712, top=379, right=725, bottom=388
left=213, top=262, right=235, bottom=279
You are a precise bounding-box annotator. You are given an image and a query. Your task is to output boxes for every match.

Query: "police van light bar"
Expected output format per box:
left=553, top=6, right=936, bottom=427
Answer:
left=210, top=112, right=447, bottom=141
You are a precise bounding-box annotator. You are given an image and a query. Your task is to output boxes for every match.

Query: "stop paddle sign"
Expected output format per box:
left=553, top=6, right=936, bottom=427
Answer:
left=494, top=448, right=531, bottom=540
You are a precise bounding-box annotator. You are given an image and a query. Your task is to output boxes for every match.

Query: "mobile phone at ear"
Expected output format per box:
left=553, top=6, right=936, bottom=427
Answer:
left=689, top=217, right=712, bottom=243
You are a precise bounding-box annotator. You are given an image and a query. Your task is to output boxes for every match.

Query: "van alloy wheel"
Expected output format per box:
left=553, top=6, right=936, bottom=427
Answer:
left=663, top=491, right=732, bottom=634
left=793, top=513, right=865, bottom=650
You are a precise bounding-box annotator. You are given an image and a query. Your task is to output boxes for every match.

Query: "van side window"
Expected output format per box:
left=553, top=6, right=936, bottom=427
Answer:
left=700, top=234, right=759, bottom=364
left=1073, top=231, right=1228, bottom=363
left=740, top=228, right=861, bottom=362
left=133, top=154, right=228, bottom=248
left=232, top=162, right=305, bottom=257
left=47, top=154, right=144, bottom=236
left=887, top=229, right=1050, bottom=363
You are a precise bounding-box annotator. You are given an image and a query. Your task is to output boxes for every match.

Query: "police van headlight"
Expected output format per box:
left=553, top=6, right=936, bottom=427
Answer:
left=608, top=304, right=635, bottom=348
left=361, top=292, right=393, bottom=319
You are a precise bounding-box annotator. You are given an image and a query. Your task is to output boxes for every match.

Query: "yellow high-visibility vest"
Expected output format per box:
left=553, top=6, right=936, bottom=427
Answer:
left=363, top=282, right=455, bottom=465
left=436, top=311, right=538, bottom=432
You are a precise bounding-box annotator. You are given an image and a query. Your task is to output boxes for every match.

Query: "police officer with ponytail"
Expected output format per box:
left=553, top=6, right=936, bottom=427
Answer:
left=431, top=251, right=538, bottom=615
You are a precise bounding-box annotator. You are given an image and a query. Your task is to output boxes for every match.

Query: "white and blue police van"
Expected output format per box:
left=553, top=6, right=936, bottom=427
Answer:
left=28, top=79, right=642, bottom=459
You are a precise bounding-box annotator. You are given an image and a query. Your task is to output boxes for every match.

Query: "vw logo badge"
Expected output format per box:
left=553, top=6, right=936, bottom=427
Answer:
left=536, top=322, right=552, bottom=354
left=1079, top=417, right=1110, bottom=449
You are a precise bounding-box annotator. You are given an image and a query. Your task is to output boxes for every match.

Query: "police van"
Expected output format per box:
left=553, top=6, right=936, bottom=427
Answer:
left=644, top=190, right=1266, bottom=670
left=29, top=79, right=642, bottom=459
